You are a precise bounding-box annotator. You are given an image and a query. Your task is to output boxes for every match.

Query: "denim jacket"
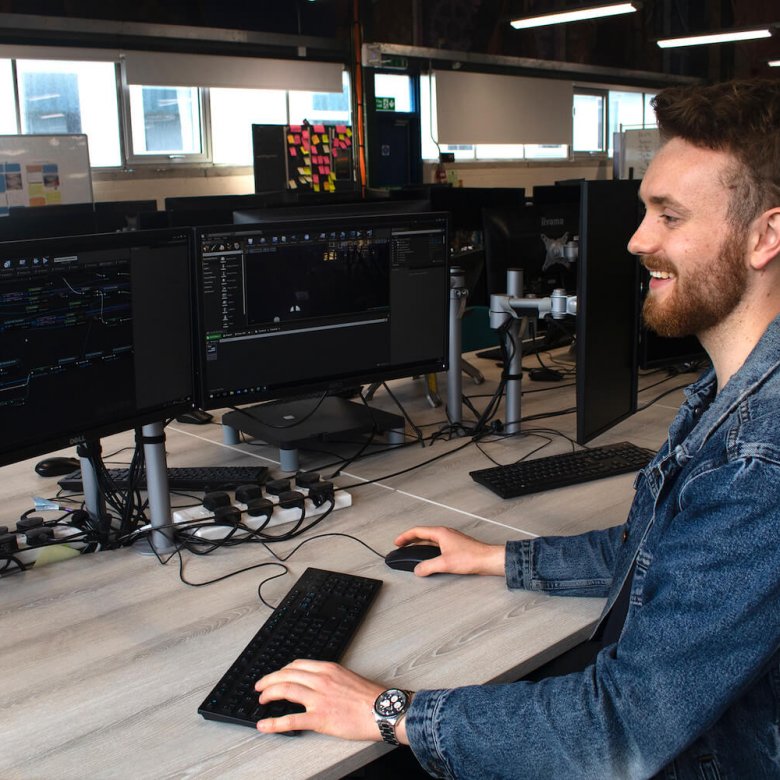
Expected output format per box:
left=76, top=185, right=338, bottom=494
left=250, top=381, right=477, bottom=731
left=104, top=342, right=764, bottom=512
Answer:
left=406, top=315, right=780, bottom=779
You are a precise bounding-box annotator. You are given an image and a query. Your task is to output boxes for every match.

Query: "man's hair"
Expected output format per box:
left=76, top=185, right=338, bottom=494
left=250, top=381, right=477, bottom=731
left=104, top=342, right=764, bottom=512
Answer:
left=652, top=79, right=780, bottom=229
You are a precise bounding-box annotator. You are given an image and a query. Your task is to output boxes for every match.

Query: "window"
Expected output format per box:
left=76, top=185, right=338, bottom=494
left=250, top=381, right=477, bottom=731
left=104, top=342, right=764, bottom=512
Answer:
left=210, top=87, right=287, bottom=165
left=420, top=74, right=567, bottom=162
left=572, top=89, right=606, bottom=153
left=15, top=59, right=122, bottom=167
left=608, top=90, right=655, bottom=155
left=126, top=85, right=207, bottom=162
left=288, top=71, right=351, bottom=126
left=0, top=60, right=17, bottom=134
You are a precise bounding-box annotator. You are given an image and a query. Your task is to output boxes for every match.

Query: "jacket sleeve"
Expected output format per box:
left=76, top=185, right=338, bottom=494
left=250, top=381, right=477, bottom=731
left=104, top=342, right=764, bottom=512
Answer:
left=505, top=524, right=623, bottom=597
left=406, top=456, right=780, bottom=779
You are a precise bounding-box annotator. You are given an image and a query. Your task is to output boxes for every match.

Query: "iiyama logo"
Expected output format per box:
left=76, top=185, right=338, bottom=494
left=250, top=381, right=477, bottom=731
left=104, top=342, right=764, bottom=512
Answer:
left=541, top=217, right=565, bottom=227
left=68, top=435, right=87, bottom=445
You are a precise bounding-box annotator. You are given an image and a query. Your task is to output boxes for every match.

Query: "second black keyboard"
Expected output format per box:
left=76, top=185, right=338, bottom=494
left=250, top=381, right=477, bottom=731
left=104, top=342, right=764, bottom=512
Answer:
left=198, top=567, right=382, bottom=729
left=58, top=464, right=269, bottom=492
left=470, top=440, right=654, bottom=499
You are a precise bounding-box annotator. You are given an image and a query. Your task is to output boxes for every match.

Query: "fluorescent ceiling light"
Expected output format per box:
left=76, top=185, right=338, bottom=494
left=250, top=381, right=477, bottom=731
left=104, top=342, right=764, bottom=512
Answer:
left=769, top=59, right=780, bottom=67
left=657, top=27, right=773, bottom=49
left=510, top=2, right=637, bottom=30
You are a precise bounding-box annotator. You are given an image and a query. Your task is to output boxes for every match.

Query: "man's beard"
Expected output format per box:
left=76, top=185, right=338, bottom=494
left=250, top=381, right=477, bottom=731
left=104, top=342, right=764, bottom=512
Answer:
left=642, top=230, right=748, bottom=339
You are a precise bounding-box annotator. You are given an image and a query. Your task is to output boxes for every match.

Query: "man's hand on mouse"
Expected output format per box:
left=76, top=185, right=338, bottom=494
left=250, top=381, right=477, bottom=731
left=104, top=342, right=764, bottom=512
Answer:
left=255, top=660, right=402, bottom=742
left=394, top=526, right=506, bottom=577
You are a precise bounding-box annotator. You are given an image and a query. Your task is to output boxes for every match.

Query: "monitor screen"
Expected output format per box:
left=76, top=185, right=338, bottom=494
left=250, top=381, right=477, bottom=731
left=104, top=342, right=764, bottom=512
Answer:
left=193, top=211, right=450, bottom=410
left=0, top=228, right=195, bottom=467
left=575, top=180, right=641, bottom=444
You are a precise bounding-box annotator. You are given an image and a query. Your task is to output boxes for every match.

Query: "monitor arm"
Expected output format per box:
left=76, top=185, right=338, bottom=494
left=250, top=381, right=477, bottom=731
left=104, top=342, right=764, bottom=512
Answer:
left=489, top=288, right=577, bottom=329
left=490, top=269, right=577, bottom=434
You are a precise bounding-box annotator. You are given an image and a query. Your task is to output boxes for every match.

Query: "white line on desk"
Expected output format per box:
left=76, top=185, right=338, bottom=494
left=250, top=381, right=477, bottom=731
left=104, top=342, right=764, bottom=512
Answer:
left=167, top=425, right=539, bottom=539
left=393, top=489, right=539, bottom=538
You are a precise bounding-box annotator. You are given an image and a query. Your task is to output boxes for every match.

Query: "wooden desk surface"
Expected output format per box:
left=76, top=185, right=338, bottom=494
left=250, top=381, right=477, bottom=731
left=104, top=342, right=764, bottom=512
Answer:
left=0, top=353, right=687, bottom=779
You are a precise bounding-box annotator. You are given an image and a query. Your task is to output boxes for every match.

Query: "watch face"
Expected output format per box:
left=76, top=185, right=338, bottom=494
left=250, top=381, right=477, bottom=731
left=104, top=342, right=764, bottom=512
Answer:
left=375, top=689, right=409, bottom=718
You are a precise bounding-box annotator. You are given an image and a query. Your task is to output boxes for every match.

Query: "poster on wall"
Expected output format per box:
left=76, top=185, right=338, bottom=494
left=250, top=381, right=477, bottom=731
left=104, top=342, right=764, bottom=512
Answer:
left=0, top=134, right=93, bottom=216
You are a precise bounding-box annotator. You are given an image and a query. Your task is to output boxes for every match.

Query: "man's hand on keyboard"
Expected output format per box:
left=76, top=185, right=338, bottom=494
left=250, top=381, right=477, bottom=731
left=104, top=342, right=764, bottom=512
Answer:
left=394, top=526, right=506, bottom=578
left=255, top=659, right=393, bottom=742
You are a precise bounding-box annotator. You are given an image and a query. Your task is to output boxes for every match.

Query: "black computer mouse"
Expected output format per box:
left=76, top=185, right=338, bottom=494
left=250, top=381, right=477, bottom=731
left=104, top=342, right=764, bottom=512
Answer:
left=34, top=456, right=80, bottom=477
left=384, top=544, right=442, bottom=572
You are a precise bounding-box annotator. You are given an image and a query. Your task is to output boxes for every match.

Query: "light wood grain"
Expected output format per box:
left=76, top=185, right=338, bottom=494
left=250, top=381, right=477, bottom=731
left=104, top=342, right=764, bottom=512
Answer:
left=0, top=351, right=683, bottom=779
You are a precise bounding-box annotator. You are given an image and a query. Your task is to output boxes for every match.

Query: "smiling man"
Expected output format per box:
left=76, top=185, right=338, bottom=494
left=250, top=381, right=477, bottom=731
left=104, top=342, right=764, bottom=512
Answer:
left=255, top=79, right=780, bottom=778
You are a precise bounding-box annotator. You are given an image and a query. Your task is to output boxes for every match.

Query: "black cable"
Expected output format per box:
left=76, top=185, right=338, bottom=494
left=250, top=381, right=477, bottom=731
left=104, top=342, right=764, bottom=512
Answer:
left=227, top=391, right=329, bottom=431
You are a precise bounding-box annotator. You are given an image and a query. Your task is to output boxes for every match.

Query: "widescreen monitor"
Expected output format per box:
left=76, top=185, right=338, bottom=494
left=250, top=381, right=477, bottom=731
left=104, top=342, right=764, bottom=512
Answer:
left=192, top=211, right=450, bottom=412
left=0, top=228, right=195, bottom=467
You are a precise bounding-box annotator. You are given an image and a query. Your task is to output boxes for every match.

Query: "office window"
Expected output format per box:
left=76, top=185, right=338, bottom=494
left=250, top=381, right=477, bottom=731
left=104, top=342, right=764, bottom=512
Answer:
left=288, top=71, right=351, bottom=126
left=644, top=92, right=658, bottom=125
left=210, top=87, right=287, bottom=165
left=15, top=59, right=122, bottom=167
left=127, top=85, right=206, bottom=161
left=420, top=74, right=567, bottom=161
left=0, top=60, right=17, bottom=133
left=374, top=73, right=413, bottom=112
left=573, top=89, right=606, bottom=153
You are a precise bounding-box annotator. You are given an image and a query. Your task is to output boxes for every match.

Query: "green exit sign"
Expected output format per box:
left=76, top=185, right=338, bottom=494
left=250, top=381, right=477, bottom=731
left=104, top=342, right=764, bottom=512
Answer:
left=375, top=97, right=396, bottom=111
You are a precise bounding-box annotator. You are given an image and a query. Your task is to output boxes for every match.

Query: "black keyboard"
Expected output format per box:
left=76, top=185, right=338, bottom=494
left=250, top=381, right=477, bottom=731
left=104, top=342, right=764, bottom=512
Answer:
left=198, top=567, right=382, bottom=729
left=58, top=464, right=269, bottom=492
left=470, top=441, right=654, bottom=499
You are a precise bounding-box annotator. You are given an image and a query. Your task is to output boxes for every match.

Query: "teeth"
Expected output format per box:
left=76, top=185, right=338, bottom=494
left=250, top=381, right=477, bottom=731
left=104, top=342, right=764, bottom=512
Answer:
left=649, top=270, right=674, bottom=279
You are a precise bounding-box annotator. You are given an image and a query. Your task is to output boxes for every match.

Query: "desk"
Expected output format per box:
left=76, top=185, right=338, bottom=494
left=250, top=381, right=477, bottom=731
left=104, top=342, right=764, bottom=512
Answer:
left=0, top=353, right=685, bottom=779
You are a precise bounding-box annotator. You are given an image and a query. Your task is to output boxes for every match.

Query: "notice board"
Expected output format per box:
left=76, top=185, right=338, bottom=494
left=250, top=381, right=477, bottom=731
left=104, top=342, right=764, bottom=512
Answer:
left=0, top=134, right=93, bottom=216
left=617, top=128, right=661, bottom=180
left=252, top=123, right=354, bottom=194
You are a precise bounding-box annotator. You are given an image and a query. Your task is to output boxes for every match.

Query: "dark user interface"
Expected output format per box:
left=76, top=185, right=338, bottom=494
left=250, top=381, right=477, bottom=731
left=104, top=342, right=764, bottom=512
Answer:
left=0, top=235, right=193, bottom=462
left=198, top=215, right=448, bottom=407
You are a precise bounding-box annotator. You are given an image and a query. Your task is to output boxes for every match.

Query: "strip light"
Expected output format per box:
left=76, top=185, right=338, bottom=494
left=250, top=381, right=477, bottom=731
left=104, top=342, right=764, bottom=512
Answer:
left=657, top=28, right=773, bottom=49
left=510, top=2, right=638, bottom=30
left=769, top=60, right=780, bottom=67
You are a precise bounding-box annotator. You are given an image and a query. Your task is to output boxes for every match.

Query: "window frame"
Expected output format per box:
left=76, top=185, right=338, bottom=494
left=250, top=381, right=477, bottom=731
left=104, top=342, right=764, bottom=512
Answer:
left=120, top=66, right=212, bottom=166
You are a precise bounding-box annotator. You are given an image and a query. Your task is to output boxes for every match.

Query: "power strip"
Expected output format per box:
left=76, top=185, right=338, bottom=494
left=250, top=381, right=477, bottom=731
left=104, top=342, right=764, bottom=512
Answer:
left=171, top=488, right=352, bottom=541
left=10, top=525, right=86, bottom=568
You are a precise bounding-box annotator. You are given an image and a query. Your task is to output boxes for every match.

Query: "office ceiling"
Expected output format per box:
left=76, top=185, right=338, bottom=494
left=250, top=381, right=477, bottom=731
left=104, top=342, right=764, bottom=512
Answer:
left=1, top=0, right=778, bottom=81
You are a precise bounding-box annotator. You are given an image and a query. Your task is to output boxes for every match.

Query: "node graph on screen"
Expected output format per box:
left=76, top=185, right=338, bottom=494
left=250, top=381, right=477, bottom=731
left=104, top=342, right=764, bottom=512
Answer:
left=0, top=228, right=195, bottom=552
left=192, top=211, right=450, bottom=470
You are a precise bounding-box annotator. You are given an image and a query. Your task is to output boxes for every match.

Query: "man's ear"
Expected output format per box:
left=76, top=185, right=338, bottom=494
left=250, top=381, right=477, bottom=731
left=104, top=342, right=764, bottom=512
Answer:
left=749, top=207, right=780, bottom=271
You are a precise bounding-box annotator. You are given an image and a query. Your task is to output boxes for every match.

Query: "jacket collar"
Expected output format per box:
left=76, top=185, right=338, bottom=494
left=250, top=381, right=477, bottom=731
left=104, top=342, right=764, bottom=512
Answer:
left=673, top=314, right=780, bottom=461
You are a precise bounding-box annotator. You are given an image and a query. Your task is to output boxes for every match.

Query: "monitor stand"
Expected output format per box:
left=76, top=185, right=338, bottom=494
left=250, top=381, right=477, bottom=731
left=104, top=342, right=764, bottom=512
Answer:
left=222, top=396, right=405, bottom=472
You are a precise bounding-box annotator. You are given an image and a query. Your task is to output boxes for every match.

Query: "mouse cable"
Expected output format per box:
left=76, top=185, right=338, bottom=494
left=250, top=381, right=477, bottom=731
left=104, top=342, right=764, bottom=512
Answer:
left=336, top=435, right=476, bottom=492
left=260, top=531, right=386, bottom=565
left=166, top=541, right=289, bottom=608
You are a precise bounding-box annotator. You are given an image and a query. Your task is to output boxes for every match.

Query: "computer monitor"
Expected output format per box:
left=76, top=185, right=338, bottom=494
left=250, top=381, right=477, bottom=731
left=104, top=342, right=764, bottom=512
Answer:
left=429, top=187, right=526, bottom=232
left=0, top=228, right=195, bottom=468
left=233, top=198, right=431, bottom=225
left=575, top=179, right=641, bottom=444
left=0, top=203, right=99, bottom=240
left=481, top=203, right=577, bottom=299
left=192, top=212, right=450, bottom=462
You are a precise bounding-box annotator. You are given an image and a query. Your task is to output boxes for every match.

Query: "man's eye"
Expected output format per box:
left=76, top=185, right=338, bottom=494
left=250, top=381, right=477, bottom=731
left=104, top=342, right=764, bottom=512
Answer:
left=660, top=214, right=680, bottom=225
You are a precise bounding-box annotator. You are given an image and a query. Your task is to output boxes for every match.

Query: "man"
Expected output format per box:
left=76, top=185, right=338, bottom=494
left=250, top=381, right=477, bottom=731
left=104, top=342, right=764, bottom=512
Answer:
left=255, top=78, right=780, bottom=778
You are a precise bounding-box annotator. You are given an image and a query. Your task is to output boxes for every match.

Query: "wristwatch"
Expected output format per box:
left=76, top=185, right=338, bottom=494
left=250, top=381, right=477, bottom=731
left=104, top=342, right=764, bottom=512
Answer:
left=373, top=688, right=414, bottom=745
